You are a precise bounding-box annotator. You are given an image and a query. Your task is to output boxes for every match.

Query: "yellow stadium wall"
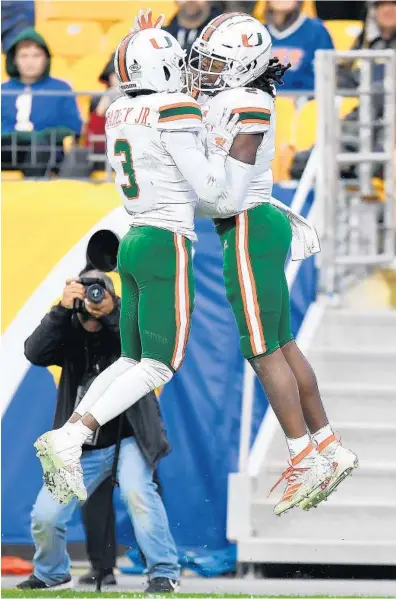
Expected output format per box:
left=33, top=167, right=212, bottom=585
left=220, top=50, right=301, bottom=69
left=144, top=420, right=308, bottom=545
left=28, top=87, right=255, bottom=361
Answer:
left=1, top=180, right=124, bottom=332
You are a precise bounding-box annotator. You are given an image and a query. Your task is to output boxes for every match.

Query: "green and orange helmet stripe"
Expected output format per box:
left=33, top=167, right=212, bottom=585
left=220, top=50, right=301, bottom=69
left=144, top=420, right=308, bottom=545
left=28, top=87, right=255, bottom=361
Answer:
left=201, top=12, right=245, bottom=42
left=116, top=31, right=138, bottom=83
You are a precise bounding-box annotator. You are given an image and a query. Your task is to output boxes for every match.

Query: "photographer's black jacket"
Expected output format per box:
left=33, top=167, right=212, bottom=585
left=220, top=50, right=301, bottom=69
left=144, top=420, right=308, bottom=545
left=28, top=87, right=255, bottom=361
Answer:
left=24, top=303, right=170, bottom=467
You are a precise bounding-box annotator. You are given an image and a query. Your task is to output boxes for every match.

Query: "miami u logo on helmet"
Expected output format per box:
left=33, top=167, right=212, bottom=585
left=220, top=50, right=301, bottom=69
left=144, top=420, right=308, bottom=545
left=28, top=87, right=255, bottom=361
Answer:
left=242, top=33, right=263, bottom=48
left=150, top=36, right=172, bottom=49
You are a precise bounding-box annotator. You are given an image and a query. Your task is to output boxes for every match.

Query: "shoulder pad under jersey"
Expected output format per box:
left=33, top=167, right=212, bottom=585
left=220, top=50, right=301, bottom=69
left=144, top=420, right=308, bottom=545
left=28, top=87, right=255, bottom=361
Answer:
left=154, top=92, right=202, bottom=131
left=211, top=87, right=273, bottom=134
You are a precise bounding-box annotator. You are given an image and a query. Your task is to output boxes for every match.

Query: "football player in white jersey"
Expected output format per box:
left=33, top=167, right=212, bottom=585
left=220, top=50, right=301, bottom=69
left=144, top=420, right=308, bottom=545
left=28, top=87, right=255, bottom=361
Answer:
left=34, top=11, right=242, bottom=504
left=189, top=13, right=358, bottom=514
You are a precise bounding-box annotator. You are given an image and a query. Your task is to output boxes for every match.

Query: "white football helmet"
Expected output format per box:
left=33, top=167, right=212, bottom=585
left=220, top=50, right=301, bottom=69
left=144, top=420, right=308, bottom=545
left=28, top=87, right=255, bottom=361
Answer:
left=189, top=13, right=272, bottom=92
left=114, top=28, right=186, bottom=94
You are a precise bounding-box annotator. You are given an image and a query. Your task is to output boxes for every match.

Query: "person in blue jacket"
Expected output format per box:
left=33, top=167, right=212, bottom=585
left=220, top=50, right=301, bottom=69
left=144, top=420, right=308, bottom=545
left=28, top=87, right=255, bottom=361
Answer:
left=265, top=0, right=333, bottom=92
left=1, top=27, right=82, bottom=176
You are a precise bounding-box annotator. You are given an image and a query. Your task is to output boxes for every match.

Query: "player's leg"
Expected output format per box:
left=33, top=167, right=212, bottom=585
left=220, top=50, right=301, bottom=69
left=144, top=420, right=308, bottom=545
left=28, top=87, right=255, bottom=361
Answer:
left=278, top=290, right=359, bottom=509
left=219, top=204, right=332, bottom=514
left=84, top=227, right=194, bottom=426
left=220, top=204, right=307, bottom=438
left=73, top=235, right=143, bottom=417
left=137, top=228, right=194, bottom=370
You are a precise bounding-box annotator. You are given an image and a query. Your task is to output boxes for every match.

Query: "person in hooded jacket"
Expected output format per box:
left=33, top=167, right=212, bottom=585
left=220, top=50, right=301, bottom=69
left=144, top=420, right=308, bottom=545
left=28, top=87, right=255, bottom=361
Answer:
left=1, top=27, right=82, bottom=176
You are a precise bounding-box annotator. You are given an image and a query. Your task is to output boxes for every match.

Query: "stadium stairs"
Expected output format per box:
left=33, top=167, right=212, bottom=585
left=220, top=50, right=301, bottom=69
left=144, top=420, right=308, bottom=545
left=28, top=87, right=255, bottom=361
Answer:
left=228, top=302, right=396, bottom=567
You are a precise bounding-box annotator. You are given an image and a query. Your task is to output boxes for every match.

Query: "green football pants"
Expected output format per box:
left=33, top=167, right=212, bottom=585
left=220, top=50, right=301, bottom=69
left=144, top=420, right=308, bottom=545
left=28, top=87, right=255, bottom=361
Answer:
left=215, top=202, right=294, bottom=359
left=117, top=226, right=194, bottom=371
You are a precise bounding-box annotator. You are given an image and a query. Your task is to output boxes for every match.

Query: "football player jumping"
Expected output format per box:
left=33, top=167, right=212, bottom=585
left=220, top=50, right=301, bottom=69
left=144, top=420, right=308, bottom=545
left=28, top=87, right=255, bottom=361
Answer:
left=189, top=12, right=358, bottom=514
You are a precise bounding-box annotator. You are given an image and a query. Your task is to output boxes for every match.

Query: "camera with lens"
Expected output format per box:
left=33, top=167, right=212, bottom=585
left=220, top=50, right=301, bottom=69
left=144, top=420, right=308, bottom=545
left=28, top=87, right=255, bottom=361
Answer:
left=73, top=277, right=108, bottom=313
left=73, top=229, right=120, bottom=314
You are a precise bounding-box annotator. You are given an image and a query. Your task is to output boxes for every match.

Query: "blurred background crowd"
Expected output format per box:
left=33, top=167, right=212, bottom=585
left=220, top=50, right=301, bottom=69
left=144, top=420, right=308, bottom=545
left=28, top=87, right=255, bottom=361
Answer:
left=1, top=0, right=395, bottom=182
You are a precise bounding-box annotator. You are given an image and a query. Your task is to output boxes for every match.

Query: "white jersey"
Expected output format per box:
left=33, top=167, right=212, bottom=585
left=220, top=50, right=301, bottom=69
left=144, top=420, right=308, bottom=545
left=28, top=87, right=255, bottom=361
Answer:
left=200, top=86, right=275, bottom=211
left=106, top=92, right=203, bottom=241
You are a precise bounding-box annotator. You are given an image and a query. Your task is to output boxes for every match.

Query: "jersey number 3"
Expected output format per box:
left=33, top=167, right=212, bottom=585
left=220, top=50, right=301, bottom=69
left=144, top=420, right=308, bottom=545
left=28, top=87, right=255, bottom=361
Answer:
left=114, top=139, right=140, bottom=200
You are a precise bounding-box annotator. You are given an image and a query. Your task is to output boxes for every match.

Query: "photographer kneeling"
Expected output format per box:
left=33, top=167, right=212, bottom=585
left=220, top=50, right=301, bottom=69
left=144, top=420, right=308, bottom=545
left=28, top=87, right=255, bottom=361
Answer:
left=20, top=271, right=179, bottom=593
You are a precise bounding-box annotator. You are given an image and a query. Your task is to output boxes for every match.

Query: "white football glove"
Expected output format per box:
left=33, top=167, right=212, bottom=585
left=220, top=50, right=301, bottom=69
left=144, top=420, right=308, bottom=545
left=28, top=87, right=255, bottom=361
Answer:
left=132, top=8, right=165, bottom=32
left=205, top=108, right=242, bottom=157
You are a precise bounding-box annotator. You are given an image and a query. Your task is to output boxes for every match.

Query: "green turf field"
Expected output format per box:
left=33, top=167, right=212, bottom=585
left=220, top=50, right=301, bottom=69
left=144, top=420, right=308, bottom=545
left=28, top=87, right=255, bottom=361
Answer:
left=2, top=592, right=394, bottom=599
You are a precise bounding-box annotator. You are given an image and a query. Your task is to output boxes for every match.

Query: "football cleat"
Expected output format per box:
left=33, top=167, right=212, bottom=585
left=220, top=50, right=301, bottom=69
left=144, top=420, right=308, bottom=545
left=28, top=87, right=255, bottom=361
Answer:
left=300, top=434, right=358, bottom=510
left=271, top=443, right=333, bottom=515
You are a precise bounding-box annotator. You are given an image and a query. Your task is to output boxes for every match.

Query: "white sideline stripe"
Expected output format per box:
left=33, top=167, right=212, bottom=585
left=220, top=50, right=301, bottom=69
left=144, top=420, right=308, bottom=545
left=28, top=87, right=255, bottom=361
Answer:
left=1, top=207, right=129, bottom=417
left=237, top=213, right=265, bottom=355
left=172, top=233, right=189, bottom=370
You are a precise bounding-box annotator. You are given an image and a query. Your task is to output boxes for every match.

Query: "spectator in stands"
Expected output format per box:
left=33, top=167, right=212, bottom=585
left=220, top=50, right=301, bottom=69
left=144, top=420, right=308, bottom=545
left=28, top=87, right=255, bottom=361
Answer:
left=1, top=28, right=82, bottom=176
left=60, top=54, right=121, bottom=178
left=265, top=0, right=333, bottom=92
left=337, top=2, right=395, bottom=95
left=86, top=54, right=121, bottom=165
left=351, top=0, right=396, bottom=52
left=225, top=1, right=256, bottom=12
left=165, top=0, right=221, bottom=56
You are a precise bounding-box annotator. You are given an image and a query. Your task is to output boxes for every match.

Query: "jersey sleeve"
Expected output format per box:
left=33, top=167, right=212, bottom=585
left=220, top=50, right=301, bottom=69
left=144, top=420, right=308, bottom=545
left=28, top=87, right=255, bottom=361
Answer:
left=156, top=93, right=202, bottom=132
left=228, top=88, right=273, bottom=134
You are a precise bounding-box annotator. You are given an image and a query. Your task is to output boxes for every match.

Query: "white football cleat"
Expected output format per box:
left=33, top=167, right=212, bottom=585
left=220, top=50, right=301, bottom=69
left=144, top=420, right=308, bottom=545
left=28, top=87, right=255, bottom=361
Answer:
left=271, top=443, right=333, bottom=516
left=34, top=429, right=87, bottom=503
left=300, top=434, right=359, bottom=510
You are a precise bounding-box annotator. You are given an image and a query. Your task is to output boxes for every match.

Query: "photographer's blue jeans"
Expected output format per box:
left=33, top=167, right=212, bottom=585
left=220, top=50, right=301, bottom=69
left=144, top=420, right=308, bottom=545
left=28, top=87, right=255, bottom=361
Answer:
left=31, top=437, right=179, bottom=585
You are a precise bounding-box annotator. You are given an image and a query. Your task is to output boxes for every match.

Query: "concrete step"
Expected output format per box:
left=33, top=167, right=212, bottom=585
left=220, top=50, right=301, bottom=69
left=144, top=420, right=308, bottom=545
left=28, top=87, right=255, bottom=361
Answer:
left=237, top=537, right=396, bottom=565
left=316, top=309, right=396, bottom=349
left=264, top=424, right=396, bottom=463
left=255, top=464, right=396, bottom=504
left=319, top=383, right=396, bottom=424
left=251, top=502, right=396, bottom=542
left=307, top=347, right=396, bottom=386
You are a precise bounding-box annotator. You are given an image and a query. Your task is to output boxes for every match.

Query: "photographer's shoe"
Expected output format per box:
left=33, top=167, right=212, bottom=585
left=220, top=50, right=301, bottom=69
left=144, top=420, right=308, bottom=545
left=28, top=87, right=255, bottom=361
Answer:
left=78, top=568, right=117, bottom=586
left=34, top=427, right=87, bottom=503
left=16, top=574, right=73, bottom=590
left=145, top=577, right=179, bottom=594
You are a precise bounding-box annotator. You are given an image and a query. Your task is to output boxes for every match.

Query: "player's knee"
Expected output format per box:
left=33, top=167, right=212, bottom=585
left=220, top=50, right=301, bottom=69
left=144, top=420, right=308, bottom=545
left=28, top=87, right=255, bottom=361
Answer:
left=140, top=358, right=173, bottom=388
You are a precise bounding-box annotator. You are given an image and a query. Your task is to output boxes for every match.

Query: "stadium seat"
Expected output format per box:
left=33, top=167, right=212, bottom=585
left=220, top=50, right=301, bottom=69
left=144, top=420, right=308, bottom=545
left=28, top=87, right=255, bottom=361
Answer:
left=91, top=171, right=114, bottom=181
left=36, top=0, right=177, bottom=25
left=340, top=97, right=359, bottom=119
left=70, top=55, right=107, bottom=91
left=37, top=21, right=103, bottom=57
left=1, top=53, right=7, bottom=82
left=101, top=20, right=132, bottom=55
left=77, top=96, right=92, bottom=123
left=253, top=0, right=316, bottom=21
left=1, top=171, right=23, bottom=181
left=293, top=97, right=361, bottom=152
left=68, top=55, right=107, bottom=122
left=51, top=56, right=71, bottom=82
left=325, top=20, right=363, bottom=50
left=273, top=97, right=296, bottom=181
left=293, top=99, right=318, bottom=151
